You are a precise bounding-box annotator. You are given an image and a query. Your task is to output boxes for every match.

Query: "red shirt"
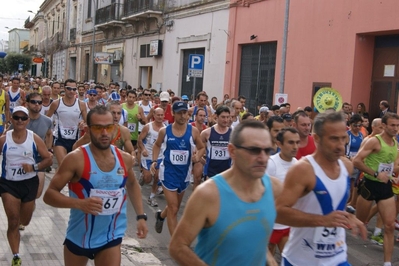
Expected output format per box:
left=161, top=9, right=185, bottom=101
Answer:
left=295, top=135, right=316, bottom=159
left=155, top=104, right=174, bottom=125
left=190, top=122, right=207, bottom=132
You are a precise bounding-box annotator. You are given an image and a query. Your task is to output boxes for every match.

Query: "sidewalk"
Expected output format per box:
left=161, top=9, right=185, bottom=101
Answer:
left=0, top=169, right=162, bottom=266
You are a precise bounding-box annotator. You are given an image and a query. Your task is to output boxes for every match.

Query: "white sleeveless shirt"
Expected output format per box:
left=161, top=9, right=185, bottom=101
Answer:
left=54, top=99, right=82, bottom=140
left=282, top=155, right=350, bottom=266
left=1, top=130, right=37, bottom=181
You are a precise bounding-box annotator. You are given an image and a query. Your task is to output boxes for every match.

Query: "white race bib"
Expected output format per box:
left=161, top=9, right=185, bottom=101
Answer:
left=170, top=150, right=189, bottom=165
left=313, top=227, right=343, bottom=244
left=128, top=123, right=136, bottom=132
left=10, top=166, right=26, bottom=179
left=211, top=146, right=230, bottom=160
left=90, top=188, right=124, bottom=215
left=60, top=126, right=78, bottom=139
left=378, top=162, right=394, bottom=177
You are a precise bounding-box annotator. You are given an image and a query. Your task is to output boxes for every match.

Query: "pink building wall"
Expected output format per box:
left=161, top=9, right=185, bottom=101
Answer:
left=224, top=0, right=399, bottom=110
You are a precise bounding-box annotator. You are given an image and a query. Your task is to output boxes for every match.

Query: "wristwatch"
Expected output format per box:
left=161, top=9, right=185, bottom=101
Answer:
left=136, top=214, right=147, bottom=221
left=374, top=172, right=379, bottom=178
left=32, top=164, right=39, bottom=171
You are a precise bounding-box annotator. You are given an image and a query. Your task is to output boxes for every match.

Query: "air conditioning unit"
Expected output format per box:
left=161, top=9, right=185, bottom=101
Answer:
left=114, top=50, right=123, bottom=61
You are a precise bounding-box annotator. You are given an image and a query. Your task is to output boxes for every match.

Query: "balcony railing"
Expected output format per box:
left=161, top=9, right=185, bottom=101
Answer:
left=95, top=3, right=124, bottom=25
left=124, top=0, right=163, bottom=17
left=70, top=28, right=76, bottom=41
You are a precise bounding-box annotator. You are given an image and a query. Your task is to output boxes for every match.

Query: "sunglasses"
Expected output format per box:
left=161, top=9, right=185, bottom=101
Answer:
left=65, top=86, right=77, bottom=91
left=89, top=94, right=97, bottom=97
left=89, top=124, right=115, bottom=134
left=144, top=94, right=151, bottom=96
left=30, top=100, right=42, bottom=105
left=235, top=145, right=273, bottom=156
left=12, top=115, right=29, bottom=121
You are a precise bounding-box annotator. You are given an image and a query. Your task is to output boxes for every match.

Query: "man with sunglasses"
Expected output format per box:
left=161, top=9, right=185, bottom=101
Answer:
left=85, top=89, right=99, bottom=112
left=170, top=120, right=280, bottom=265
left=73, top=101, right=135, bottom=159
left=46, top=79, right=87, bottom=168
left=8, top=93, right=53, bottom=204
left=0, top=106, right=53, bottom=266
left=276, top=111, right=367, bottom=266
left=44, top=105, right=148, bottom=266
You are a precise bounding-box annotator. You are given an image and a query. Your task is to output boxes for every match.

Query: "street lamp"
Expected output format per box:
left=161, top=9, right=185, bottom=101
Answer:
left=5, top=27, right=20, bottom=54
left=28, top=10, right=47, bottom=78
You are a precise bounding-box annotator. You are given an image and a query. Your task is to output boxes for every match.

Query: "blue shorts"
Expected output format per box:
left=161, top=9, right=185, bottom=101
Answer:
left=141, top=158, right=162, bottom=170
left=64, top=238, right=122, bottom=260
left=54, top=137, right=76, bottom=153
left=161, top=179, right=189, bottom=194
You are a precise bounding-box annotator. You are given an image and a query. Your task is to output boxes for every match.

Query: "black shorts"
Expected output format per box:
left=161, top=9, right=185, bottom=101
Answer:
left=64, top=238, right=122, bottom=260
left=0, top=176, right=39, bottom=202
left=359, top=178, right=394, bottom=202
left=54, top=137, right=76, bottom=153
left=131, top=140, right=137, bottom=147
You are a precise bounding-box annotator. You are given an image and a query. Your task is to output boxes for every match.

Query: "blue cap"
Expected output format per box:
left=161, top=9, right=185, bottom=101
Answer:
left=181, top=95, right=189, bottom=100
left=87, top=89, right=97, bottom=95
left=172, top=101, right=188, bottom=112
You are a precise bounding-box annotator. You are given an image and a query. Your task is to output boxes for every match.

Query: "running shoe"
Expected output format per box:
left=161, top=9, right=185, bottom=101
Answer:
left=370, top=233, right=384, bottom=246
left=148, top=197, right=158, bottom=207
left=18, top=224, right=25, bottom=231
left=11, top=256, right=21, bottom=266
left=155, top=210, right=164, bottom=233
left=156, top=186, right=164, bottom=195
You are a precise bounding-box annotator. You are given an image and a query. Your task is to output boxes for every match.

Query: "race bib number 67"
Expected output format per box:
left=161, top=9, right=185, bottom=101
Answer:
left=90, top=188, right=124, bottom=215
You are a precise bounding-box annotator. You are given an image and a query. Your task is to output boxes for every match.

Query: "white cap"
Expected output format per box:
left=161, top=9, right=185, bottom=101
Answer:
left=12, top=106, right=29, bottom=116
left=160, top=91, right=170, bottom=102
left=259, top=106, right=269, bottom=113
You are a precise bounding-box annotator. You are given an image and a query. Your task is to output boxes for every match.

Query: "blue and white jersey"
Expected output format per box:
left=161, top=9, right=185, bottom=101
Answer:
left=119, top=109, right=128, bottom=126
left=159, top=124, right=194, bottom=182
left=282, top=155, right=350, bottom=266
left=1, top=130, right=38, bottom=181
left=66, top=145, right=128, bottom=249
left=346, top=130, right=363, bottom=158
left=8, top=88, right=22, bottom=113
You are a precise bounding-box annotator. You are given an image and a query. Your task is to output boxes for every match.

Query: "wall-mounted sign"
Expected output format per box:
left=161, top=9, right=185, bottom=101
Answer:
left=32, top=57, right=44, bottom=63
left=384, top=65, right=395, bottom=77
left=149, top=40, right=163, bottom=56
left=94, top=52, right=114, bottom=64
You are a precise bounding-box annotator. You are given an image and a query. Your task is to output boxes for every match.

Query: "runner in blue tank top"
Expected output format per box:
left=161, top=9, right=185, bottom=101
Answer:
left=169, top=120, right=282, bottom=265
left=43, top=105, right=148, bottom=265
left=276, top=111, right=367, bottom=266
left=150, top=101, right=205, bottom=236
left=201, top=105, right=232, bottom=180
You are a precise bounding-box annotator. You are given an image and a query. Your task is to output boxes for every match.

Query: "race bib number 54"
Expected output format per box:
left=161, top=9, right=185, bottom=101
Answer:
left=90, top=188, right=124, bottom=215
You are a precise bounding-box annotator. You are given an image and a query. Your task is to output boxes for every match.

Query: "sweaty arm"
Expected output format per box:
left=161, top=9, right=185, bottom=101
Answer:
left=138, top=106, right=147, bottom=125
left=353, top=137, right=380, bottom=176
left=192, top=127, right=205, bottom=162
left=45, top=128, right=53, bottom=150
left=137, top=125, right=149, bottom=156
left=123, top=151, right=148, bottom=238
left=169, top=181, right=218, bottom=265
left=276, top=160, right=349, bottom=228
left=45, top=100, right=59, bottom=118
left=43, top=149, right=102, bottom=215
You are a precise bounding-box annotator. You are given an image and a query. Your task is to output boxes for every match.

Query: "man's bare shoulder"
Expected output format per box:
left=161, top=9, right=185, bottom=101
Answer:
left=192, top=179, right=218, bottom=203
left=118, top=148, right=134, bottom=168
